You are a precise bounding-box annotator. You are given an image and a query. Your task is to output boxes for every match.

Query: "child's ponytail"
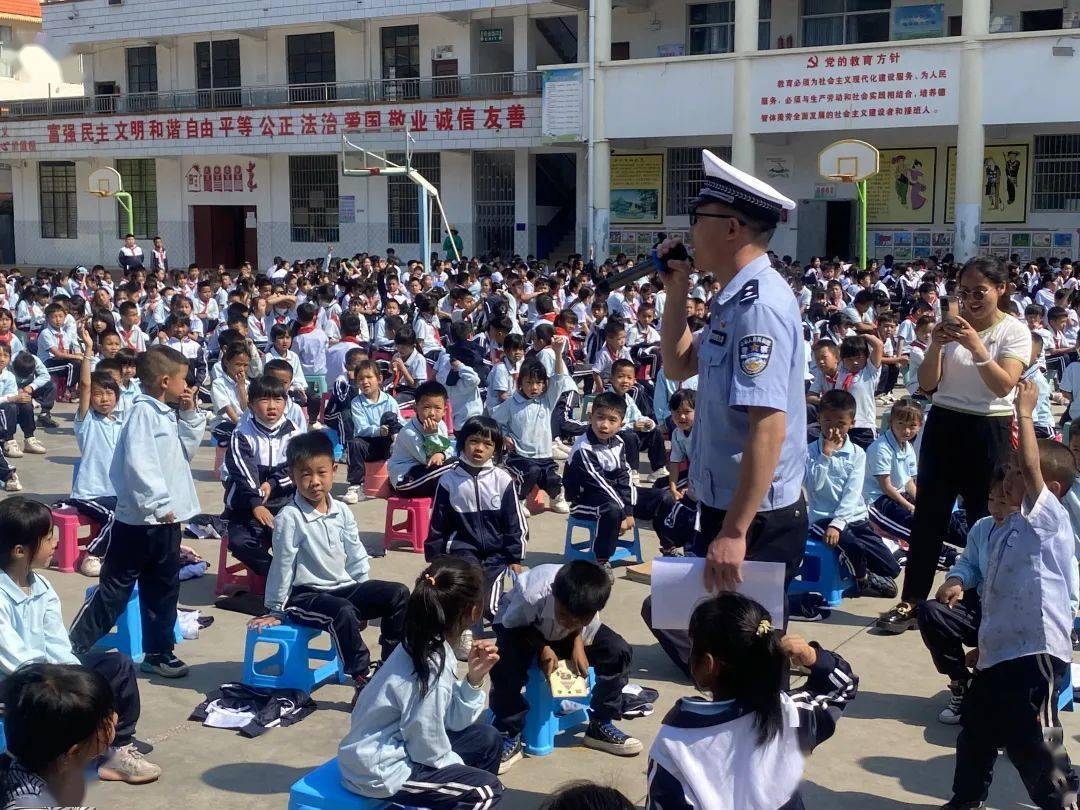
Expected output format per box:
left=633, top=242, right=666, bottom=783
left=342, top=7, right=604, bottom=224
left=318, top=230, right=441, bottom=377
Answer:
left=403, top=557, right=484, bottom=696
left=688, top=593, right=785, bottom=745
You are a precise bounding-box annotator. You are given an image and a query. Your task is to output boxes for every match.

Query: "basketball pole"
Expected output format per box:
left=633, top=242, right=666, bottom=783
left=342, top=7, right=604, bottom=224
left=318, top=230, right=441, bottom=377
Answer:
left=115, top=191, right=133, bottom=238
left=856, top=179, right=867, bottom=270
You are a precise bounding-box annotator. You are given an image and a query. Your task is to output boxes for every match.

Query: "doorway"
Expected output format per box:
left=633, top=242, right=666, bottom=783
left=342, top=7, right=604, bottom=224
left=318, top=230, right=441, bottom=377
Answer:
left=535, top=153, right=577, bottom=260
left=825, top=200, right=854, bottom=260
left=192, top=205, right=256, bottom=269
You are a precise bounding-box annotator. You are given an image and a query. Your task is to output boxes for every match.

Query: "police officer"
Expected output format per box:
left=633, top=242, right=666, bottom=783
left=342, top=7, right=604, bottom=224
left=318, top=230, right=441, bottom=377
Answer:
left=642, top=150, right=806, bottom=675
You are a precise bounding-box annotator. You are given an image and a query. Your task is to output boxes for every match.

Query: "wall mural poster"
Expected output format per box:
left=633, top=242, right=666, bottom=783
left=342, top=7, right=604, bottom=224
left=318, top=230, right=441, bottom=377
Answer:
left=610, top=153, right=664, bottom=225
left=866, top=147, right=937, bottom=225
left=946, top=144, right=1029, bottom=224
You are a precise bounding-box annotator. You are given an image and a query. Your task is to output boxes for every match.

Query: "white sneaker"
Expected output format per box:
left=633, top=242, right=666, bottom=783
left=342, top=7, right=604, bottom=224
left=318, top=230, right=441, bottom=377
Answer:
left=79, top=555, right=102, bottom=577
left=3, top=439, right=22, bottom=458
left=23, top=437, right=46, bottom=455
left=630, top=471, right=642, bottom=488
left=550, top=495, right=571, bottom=514
left=340, top=485, right=365, bottom=505
left=938, top=679, right=966, bottom=725
left=4, top=473, right=21, bottom=492
left=552, top=442, right=569, bottom=461
left=98, top=743, right=162, bottom=784
left=453, top=628, right=474, bottom=662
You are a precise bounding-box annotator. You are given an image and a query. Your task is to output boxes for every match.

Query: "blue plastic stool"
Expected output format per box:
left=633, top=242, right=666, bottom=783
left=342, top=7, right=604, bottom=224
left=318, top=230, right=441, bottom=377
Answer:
left=322, top=426, right=345, bottom=462
left=0, top=720, right=6, bottom=754
left=86, top=584, right=184, bottom=664
left=1059, top=664, right=1075, bottom=713
left=288, top=758, right=418, bottom=809
left=787, top=539, right=856, bottom=607
left=242, top=623, right=345, bottom=693
left=563, top=515, right=643, bottom=565
left=523, top=665, right=596, bottom=756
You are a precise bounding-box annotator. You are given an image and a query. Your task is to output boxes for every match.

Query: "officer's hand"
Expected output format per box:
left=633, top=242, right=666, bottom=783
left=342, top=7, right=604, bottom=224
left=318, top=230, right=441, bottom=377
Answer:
left=705, top=531, right=746, bottom=593
left=657, top=238, right=691, bottom=290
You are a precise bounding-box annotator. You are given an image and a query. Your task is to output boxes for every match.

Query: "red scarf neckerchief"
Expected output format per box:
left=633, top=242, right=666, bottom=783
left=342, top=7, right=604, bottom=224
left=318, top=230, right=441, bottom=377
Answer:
left=296, top=323, right=318, bottom=335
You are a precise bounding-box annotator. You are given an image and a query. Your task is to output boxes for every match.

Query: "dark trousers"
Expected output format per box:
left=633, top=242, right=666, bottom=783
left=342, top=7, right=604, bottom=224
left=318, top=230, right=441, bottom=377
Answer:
left=384, top=724, right=504, bottom=809
left=951, top=654, right=1078, bottom=808
left=69, top=521, right=181, bottom=658
left=490, top=623, right=631, bottom=736
left=346, top=435, right=393, bottom=486
left=306, top=382, right=323, bottom=423
left=917, top=591, right=981, bottom=682
left=551, top=391, right=588, bottom=443
left=393, top=461, right=456, bottom=499
left=656, top=495, right=698, bottom=552
left=211, top=421, right=236, bottom=447
left=902, top=407, right=1012, bottom=604
left=809, top=518, right=900, bottom=580
left=876, top=363, right=901, bottom=395
left=45, top=358, right=78, bottom=388
left=847, top=426, right=876, bottom=450
left=569, top=498, right=626, bottom=562
left=644, top=497, right=808, bottom=678
left=505, top=455, right=561, bottom=499
left=0, top=401, right=35, bottom=439
left=619, top=426, right=667, bottom=472
left=78, top=649, right=140, bottom=747
left=444, top=552, right=511, bottom=634
left=0, top=446, right=12, bottom=483
left=26, top=379, right=55, bottom=413
left=285, top=579, right=409, bottom=679
left=226, top=519, right=273, bottom=577
left=64, top=496, right=117, bottom=557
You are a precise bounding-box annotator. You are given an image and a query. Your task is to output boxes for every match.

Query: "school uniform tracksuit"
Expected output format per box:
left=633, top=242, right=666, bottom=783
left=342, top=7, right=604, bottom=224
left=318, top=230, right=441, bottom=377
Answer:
left=70, top=394, right=207, bottom=660
left=425, top=461, right=528, bottom=625
left=612, top=388, right=667, bottom=474
left=61, top=409, right=125, bottom=557
left=265, top=494, right=408, bottom=681
left=388, top=417, right=456, bottom=498
left=0, top=368, right=37, bottom=445
left=564, top=429, right=635, bottom=562
left=222, top=412, right=301, bottom=576
left=346, top=391, right=402, bottom=488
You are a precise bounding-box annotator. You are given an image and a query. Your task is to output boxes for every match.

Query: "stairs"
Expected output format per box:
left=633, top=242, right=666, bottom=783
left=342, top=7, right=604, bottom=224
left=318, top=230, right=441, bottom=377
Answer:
left=535, top=17, right=579, bottom=64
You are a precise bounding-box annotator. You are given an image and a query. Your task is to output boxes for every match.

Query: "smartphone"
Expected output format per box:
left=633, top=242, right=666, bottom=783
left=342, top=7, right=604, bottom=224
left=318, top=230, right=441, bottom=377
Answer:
left=941, top=295, right=960, bottom=326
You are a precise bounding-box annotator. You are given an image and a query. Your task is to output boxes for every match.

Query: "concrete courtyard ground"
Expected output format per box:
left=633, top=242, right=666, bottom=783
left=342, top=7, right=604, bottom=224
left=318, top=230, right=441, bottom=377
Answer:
left=13, top=401, right=1070, bottom=809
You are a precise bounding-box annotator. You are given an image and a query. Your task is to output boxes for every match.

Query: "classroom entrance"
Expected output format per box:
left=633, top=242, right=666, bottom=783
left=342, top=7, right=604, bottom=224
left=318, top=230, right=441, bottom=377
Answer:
left=192, top=205, right=258, bottom=269
left=796, top=199, right=855, bottom=263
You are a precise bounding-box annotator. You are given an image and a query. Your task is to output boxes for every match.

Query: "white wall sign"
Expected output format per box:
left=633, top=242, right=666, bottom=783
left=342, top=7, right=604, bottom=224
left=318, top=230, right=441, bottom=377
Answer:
left=541, top=67, right=584, bottom=144
left=751, top=43, right=961, bottom=133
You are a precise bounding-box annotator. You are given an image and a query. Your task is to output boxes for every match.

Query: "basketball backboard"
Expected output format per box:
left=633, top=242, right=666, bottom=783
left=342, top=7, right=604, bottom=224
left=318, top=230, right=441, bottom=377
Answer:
left=88, top=166, right=122, bottom=197
left=341, top=126, right=413, bottom=178
left=818, top=139, right=880, bottom=183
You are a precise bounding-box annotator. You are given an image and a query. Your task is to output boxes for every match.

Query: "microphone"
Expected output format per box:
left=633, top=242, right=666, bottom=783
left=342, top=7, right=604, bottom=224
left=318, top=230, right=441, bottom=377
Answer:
left=599, top=244, right=689, bottom=291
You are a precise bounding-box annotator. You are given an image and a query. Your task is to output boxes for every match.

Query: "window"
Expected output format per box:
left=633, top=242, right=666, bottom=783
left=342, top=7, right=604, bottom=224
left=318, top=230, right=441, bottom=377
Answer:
left=39, top=162, right=77, bottom=239
left=612, top=42, right=630, bottom=60
left=802, top=0, right=890, bottom=47
left=388, top=152, right=441, bottom=244
left=1022, top=8, right=1063, bottom=31
left=196, top=39, right=241, bottom=107
left=382, top=25, right=420, bottom=100
left=1033, top=135, right=1080, bottom=212
left=287, top=32, right=336, bottom=102
left=116, top=159, right=157, bottom=239
left=687, top=0, right=772, bottom=55
left=126, top=46, right=157, bottom=93
left=667, top=146, right=732, bottom=216
left=289, top=155, right=339, bottom=243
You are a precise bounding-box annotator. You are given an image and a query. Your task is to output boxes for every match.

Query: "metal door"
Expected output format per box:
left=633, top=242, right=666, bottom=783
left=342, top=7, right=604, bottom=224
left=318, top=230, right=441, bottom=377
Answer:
left=473, top=151, right=515, bottom=258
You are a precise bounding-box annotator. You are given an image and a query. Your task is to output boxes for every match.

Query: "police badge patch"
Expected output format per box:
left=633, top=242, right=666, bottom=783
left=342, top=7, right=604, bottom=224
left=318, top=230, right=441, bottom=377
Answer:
left=738, top=335, right=773, bottom=376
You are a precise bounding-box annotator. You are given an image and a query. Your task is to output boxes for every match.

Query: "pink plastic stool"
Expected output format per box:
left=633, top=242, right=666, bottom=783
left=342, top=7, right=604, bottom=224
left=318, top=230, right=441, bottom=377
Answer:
left=51, top=507, right=98, bottom=573
left=526, top=487, right=547, bottom=515
left=444, top=402, right=454, bottom=434
left=363, top=460, right=391, bottom=499
left=384, top=497, right=432, bottom=553
left=215, top=536, right=267, bottom=598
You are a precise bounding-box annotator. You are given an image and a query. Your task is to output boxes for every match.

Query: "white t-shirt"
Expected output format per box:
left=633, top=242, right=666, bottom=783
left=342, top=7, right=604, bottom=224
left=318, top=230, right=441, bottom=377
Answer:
left=1059, top=361, right=1080, bottom=421
left=931, top=314, right=1032, bottom=417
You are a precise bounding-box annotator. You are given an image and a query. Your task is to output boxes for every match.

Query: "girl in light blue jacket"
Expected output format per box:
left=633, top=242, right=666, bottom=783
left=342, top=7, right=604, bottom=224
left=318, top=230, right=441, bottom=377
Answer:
left=339, top=557, right=504, bottom=809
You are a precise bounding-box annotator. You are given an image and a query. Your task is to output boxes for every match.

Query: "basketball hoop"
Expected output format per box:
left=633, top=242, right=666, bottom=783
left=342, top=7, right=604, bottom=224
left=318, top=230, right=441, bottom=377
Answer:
left=817, top=139, right=880, bottom=270
left=87, top=166, right=122, bottom=198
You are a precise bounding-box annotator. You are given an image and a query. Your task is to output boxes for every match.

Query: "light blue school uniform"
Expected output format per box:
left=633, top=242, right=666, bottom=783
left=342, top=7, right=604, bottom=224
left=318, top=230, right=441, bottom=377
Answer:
left=388, top=417, right=453, bottom=485
left=492, top=373, right=576, bottom=459
left=35, top=324, right=78, bottom=362
left=350, top=389, right=401, bottom=438
left=72, top=410, right=123, bottom=500
left=0, top=368, right=18, bottom=403
left=947, top=515, right=996, bottom=595
left=285, top=398, right=309, bottom=433
left=0, top=570, right=79, bottom=679
left=110, top=394, right=206, bottom=524
left=485, top=358, right=519, bottom=413
left=691, top=255, right=806, bottom=512
left=0, top=334, right=25, bottom=359
left=435, top=354, right=482, bottom=430
left=806, top=436, right=869, bottom=531
left=652, top=369, right=698, bottom=425
left=116, top=378, right=141, bottom=420
left=210, top=374, right=242, bottom=430
left=670, top=426, right=693, bottom=465
left=863, top=429, right=917, bottom=503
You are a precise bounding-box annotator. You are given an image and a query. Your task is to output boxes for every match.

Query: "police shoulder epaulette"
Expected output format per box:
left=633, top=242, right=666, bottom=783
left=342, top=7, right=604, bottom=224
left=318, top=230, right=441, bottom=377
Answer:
left=738, top=280, right=759, bottom=304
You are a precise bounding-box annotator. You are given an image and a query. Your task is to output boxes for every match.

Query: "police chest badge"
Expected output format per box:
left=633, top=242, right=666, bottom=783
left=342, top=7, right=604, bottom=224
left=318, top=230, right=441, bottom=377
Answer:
left=738, top=335, right=774, bottom=376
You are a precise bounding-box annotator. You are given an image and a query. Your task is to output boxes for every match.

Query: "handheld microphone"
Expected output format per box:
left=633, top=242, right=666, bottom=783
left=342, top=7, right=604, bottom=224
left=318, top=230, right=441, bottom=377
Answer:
left=599, top=244, right=689, bottom=291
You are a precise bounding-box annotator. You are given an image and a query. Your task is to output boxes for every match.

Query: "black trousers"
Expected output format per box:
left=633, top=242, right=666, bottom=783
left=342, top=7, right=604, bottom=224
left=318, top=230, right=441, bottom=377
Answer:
left=902, top=407, right=1012, bottom=604
left=876, top=363, right=901, bottom=395
left=551, top=391, right=588, bottom=443
left=227, top=518, right=273, bottom=577
left=644, top=497, right=808, bottom=678
left=809, top=518, right=900, bottom=580
left=951, top=654, right=1078, bottom=808
left=69, top=521, right=181, bottom=658
left=211, top=421, right=236, bottom=447
left=385, top=724, right=504, bottom=809
left=490, top=623, right=630, bottom=736
left=656, top=495, right=698, bottom=552
left=78, top=649, right=140, bottom=747
left=444, top=551, right=512, bottom=633
left=917, top=590, right=981, bottom=683
left=505, top=455, right=561, bottom=499
left=45, top=358, right=78, bottom=388
left=619, top=426, right=667, bottom=472
left=64, top=496, right=117, bottom=557
left=393, top=461, right=456, bottom=499
left=346, top=434, right=393, bottom=486
left=0, top=401, right=35, bottom=440
left=285, top=579, right=409, bottom=679
left=23, top=379, right=55, bottom=412
left=847, top=427, right=876, bottom=450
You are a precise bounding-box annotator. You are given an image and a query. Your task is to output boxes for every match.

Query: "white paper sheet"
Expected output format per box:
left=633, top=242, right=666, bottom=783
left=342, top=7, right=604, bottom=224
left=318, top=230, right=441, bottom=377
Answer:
left=649, top=558, right=786, bottom=630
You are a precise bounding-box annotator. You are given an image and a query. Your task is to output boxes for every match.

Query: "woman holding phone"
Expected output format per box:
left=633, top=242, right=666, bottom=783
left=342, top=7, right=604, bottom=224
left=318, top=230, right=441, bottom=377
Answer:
left=877, top=256, right=1031, bottom=634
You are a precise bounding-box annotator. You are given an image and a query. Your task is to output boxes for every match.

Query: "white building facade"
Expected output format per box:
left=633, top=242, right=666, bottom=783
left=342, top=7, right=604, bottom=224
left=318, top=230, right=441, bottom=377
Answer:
left=4, top=0, right=1080, bottom=267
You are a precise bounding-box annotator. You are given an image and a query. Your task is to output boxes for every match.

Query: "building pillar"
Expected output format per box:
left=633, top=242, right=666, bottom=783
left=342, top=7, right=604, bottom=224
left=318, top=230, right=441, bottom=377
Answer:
left=954, top=0, right=990, bottom=260
left=514, top=148, right=532, bottom=256
left=513, top=14, right=533, bottom=75
left=577, top=11, right=589, bottom=63
left=731, top=0, right=759, bottom=172
left=589, top=0, right=611, bottom=260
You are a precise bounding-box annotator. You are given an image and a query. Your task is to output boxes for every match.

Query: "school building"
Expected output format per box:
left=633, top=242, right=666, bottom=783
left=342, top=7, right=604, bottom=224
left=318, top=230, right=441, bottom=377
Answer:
left=3, top=0, right=1080, bottom=267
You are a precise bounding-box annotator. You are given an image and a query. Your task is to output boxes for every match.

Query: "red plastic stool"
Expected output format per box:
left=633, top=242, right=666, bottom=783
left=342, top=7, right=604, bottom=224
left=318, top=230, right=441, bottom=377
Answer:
left=384, top=497, right=432, bottom=553
left=51, top=507, right=98, bottom=573
left=526, top=487, right=547, bottom=515
left=215, top=536, right=267, bottom=598
left=363, top=460, right=391, bottom=499
left=214, top=444, right=226, bottom=481
left=444, top=402, right=454, bottom=434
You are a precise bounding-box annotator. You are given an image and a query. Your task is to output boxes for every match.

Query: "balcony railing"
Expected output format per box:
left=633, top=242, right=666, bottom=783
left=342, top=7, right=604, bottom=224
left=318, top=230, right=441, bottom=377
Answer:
left=0, top=71, right=542, bottom=120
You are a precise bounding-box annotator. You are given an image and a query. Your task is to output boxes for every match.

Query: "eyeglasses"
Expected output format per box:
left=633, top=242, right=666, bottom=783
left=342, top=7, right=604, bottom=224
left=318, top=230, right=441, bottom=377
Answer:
left=689, top=210, right=745, bottom=227
left=956, top=288, right=991, bottom=301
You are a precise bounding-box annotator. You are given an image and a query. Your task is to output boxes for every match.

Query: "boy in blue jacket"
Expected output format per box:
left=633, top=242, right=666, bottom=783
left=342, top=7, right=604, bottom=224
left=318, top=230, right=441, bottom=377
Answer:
left=342, top=359, right=402, bottom=505
left=388, top=381, right=456, bottom=498
left=69, top=345, right=206, bottom=679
